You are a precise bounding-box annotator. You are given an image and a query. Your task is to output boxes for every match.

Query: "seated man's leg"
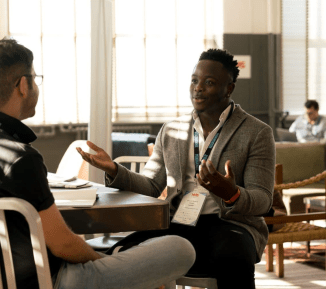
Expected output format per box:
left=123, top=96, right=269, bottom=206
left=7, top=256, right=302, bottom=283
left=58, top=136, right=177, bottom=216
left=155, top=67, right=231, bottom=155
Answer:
left=54, top=235, right=195, bottom=289
left=180, top=215, right=257, bottom=289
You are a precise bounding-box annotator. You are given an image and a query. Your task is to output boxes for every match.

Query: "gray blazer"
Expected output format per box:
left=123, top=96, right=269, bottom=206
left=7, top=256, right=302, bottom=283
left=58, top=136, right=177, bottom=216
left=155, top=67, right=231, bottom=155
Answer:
left=107, top=105, right=276, bottom=260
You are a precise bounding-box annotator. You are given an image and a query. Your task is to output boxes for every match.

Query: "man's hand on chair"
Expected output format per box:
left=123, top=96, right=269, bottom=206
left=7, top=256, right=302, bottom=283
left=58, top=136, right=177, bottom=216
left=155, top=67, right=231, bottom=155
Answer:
left=76, top=141, right=118, bottom=178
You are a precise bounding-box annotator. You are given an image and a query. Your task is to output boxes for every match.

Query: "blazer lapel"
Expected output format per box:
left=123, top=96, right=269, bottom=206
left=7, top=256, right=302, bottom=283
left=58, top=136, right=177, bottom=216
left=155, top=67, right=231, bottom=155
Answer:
left=177, top=114, right=193, bottom=186
left=210, top=105, right=247, bottom=167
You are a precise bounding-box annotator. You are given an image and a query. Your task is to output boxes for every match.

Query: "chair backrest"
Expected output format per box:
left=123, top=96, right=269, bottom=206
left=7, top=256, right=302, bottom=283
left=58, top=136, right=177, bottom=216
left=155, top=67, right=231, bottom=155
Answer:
left=114, top=156, right=150, bottom=173
left=275, top=164, right=283, bottom=195
left=56, top=140, right=89, bottom=180
left=0, top=198, right=52, bottom=289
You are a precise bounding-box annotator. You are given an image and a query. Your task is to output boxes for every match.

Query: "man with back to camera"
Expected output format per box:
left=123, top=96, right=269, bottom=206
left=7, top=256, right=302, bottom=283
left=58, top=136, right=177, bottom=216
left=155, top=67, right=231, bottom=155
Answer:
left=77, top=49, right=276, bottom=289
left=289, top=100, right=326, bottom=142
left=0, top=38, right=196, bottom=289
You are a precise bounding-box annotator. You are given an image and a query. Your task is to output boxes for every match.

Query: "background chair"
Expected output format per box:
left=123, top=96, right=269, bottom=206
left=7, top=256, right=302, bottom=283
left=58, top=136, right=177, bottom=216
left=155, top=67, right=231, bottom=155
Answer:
left=56, top=140, right=89, bottom=180
left=113, top=156, right=149, bottom=174
left=264, top=164, right=326, bottom=277
left=0, top=198, right=52, bottom=289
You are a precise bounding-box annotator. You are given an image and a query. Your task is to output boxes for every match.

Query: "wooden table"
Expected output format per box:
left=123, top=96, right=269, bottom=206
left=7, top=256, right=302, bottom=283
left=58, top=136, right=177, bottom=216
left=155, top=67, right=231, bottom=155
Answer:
left=57, top=185, right=170, bottom=234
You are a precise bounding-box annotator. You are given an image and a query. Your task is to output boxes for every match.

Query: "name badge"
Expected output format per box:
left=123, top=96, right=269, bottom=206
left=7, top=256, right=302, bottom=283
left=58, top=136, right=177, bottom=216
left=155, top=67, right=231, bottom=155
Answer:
left=172, top=186, right=207, bottom=226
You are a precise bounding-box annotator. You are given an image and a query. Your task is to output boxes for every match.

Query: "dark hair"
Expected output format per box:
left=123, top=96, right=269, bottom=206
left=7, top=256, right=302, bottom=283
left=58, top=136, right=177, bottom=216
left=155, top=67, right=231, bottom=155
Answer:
left=304, top=100, right=319, bottom=110
left=198, top=49, right=240, bottom=83
left=0, top=38, right=34, bottom=105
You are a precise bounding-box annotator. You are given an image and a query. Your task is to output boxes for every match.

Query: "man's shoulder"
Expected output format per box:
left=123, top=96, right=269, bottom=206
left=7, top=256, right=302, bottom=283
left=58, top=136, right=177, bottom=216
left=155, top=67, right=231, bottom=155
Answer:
left=168, top=113, right=192, bottom=123
left=295, top=115, right=305, bottom=122
left=319, top=115, right=326, bottom=123
left=0, top=132, right=41, bottom=165
left=234, top=105, right=272, bottom=131
left=163, top=113, right=192, bottom=129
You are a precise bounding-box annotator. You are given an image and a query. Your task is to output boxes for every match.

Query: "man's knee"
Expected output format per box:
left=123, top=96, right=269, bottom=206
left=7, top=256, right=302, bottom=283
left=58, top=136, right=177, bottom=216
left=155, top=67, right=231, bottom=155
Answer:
left=169, top=235, right=196, bottom=264
left=146, top=235, right=196, bottom=272
left=210, top=227, right=257, bottom=263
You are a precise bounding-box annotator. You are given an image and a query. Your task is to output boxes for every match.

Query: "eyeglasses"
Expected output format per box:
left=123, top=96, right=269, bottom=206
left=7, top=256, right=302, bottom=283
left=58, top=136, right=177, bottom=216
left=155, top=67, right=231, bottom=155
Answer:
left=15, top=74, right=44, bottom=87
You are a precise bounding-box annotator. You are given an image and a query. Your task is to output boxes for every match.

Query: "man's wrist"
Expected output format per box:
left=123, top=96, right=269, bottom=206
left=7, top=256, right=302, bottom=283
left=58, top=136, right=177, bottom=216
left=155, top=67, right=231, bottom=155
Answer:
left=105, top=162, right=118, bottom=179
left=223, top=187, right=240, bottom=204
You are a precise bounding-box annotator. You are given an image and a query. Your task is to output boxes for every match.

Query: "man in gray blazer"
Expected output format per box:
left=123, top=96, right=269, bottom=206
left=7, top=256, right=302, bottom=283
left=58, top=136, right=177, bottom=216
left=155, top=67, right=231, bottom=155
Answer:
left=78, top=49, right=275, bottom=289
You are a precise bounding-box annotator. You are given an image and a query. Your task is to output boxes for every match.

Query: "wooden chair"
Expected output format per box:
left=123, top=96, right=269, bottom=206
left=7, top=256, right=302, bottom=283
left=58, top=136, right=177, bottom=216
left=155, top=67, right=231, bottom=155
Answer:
left=0, top=198, right=52, bottom=289
left=264, top=164, right=326, bottom=277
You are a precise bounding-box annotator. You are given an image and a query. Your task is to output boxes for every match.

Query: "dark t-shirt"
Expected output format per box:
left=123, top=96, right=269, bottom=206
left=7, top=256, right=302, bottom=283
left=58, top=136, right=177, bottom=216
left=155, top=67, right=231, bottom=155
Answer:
left=0, top=112, right=62, bottom=288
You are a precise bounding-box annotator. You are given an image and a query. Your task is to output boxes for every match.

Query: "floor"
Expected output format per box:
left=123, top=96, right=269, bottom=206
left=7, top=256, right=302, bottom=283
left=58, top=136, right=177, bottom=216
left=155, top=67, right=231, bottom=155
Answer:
left=176, top=220, right=326, bottom=289
left=176, top=247, right=325, bottom=289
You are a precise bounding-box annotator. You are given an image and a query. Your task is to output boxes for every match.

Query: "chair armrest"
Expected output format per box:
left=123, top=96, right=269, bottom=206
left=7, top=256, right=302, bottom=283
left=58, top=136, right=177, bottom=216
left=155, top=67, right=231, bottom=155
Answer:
left=264, top=212, right=326, bottom=224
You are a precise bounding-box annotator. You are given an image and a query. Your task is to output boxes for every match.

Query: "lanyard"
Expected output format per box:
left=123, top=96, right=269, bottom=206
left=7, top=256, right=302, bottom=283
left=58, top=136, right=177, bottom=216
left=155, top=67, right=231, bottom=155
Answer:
left=194, top=102, right=234, bottom=177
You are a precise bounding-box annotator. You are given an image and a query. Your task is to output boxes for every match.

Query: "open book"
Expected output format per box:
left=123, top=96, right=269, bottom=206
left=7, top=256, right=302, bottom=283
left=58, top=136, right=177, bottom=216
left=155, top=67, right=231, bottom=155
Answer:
left=52, top=188, right=98, bottom=207
left=47, top=172, right=92, bottom=189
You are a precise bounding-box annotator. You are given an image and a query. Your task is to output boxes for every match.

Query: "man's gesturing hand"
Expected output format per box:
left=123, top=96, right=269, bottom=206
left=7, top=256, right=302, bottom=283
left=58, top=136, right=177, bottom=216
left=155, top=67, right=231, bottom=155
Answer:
left=197, top=160, right=238, bottom=201
left=76, top=141, right=118, bottom=178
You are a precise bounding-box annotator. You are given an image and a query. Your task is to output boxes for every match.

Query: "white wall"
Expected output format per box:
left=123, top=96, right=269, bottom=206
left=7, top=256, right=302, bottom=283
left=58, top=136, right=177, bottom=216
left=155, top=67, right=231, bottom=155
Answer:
left=0, top=0, right=8, bottom=39
left=224, top=0, right=281, bottom=34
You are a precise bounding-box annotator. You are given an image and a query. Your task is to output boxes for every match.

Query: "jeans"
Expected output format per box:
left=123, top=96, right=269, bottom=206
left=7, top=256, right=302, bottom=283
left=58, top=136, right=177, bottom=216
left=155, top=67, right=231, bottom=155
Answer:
left=54, top=235, right=195, bottom=289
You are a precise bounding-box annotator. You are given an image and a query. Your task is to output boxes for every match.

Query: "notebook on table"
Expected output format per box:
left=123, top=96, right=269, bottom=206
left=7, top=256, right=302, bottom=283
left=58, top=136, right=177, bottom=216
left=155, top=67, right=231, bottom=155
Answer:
left=47, top=172, right=97, bottom=207
left=47, top=172, right=92, bottom=188
left=51, top=188, right=98, bottom=207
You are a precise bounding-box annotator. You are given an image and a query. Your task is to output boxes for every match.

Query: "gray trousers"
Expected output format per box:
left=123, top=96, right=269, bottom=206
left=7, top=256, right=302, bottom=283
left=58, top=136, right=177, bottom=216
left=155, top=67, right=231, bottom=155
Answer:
left=54, top=235, right=195, bottom=289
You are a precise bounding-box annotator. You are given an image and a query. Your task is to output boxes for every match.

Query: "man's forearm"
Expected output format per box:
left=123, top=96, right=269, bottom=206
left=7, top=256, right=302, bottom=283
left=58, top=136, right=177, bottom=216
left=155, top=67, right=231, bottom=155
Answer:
left=53, top=234, right=102, bottom=263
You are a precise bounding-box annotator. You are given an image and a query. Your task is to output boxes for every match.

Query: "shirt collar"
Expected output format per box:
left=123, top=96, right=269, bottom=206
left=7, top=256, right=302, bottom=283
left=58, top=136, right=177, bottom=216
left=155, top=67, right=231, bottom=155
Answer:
left=0, top=112, right=37, bottom=144
left=303, top=115, right=321, bottom=126
left=192, top=101, right=234, bottom=132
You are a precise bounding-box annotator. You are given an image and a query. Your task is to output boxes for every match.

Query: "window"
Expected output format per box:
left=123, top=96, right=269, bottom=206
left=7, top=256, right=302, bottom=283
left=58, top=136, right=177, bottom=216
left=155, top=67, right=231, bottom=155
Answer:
left=112, top=0, right=224, bottom=122
left=308, top=0, right=326, bottom=113
left=7, top=0, right=91, bottom=125
left=6, top=0, right=223, bottom=125
left=282, top=0, right=326, bottom=115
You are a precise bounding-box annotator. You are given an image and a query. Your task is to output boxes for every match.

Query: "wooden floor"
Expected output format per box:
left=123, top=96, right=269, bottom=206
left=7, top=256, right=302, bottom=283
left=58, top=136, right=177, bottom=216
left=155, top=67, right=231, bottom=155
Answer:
left=254, top=250, right=326, bottom=289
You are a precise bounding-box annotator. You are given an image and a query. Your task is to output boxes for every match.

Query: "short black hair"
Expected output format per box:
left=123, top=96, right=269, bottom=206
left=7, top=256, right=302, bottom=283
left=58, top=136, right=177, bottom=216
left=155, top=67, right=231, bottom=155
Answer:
left=198, top=49, right=240, bottom=83
left=305, top=100, right=319, bottom=110
left=0, top=38, right=34, bottom=105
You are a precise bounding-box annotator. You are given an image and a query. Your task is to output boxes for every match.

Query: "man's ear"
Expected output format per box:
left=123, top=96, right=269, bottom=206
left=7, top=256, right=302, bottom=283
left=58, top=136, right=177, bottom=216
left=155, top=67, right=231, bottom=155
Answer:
left=227, top=82, right=235, bottom=97
left=17, top=76, right=29, bottom=99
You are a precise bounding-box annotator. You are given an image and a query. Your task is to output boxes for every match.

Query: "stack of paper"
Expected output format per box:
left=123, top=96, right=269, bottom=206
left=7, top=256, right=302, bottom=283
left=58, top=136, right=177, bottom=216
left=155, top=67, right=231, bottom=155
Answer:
left=52, top=188, right=98, bottom=207
left=47, top=172, right=92, bottom=188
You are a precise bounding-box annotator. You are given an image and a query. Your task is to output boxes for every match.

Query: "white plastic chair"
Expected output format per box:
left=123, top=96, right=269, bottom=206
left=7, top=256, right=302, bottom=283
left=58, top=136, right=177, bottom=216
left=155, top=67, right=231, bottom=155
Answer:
left=56, top=140, right=90, bottom=180
left=113, top=156, right=150, bottom=174
left=0, top=198, right=53, bottom=289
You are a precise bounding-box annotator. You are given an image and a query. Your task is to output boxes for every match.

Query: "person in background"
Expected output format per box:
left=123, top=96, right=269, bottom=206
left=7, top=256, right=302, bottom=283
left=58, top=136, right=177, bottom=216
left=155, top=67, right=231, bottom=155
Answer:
left=78, top=49, right=275, bottom=289
left=0, top=38, right=195, bottom=289
left=289, top=100, right=326, bottom=142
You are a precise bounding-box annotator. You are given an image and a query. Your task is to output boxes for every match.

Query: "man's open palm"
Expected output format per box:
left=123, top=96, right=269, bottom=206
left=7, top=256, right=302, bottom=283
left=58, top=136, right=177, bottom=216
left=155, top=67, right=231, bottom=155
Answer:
left=197, top=159, right=237, bottom=201
left=76, top=141, right=117, bottom=177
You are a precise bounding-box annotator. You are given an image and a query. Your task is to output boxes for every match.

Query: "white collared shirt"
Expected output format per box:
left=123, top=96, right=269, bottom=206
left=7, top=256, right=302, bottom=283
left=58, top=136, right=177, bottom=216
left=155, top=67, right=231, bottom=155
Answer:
left=181, top=103, right=234, bottom=214
left=289, top=115, right=326, bottom=142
